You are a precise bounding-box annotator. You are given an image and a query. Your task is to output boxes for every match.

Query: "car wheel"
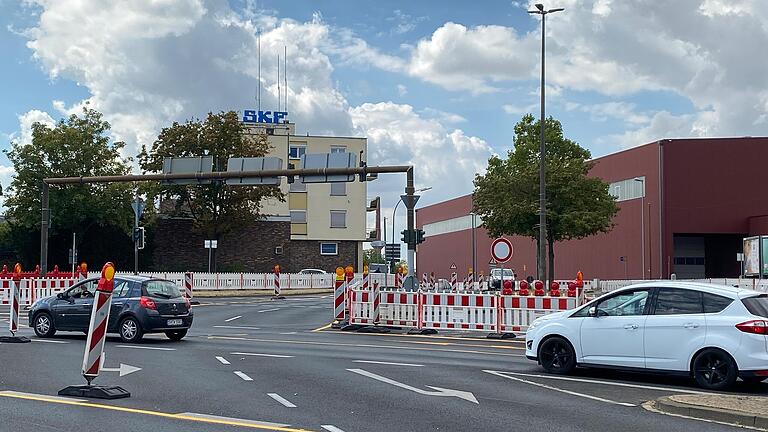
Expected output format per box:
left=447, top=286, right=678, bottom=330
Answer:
left=538, top=336, right=576, bottom=374
left=165, top=330, right=187, bottom=341
left=692, top=348, right=738, bottom=390
left=119, top=317, right=144, bottom=343
left=33, top=312, right=56, bottom=338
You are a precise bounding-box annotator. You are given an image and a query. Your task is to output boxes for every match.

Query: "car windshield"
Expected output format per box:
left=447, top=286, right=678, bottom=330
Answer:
left=742, top=294, right=768, bottom=318
left=143, top=280, right=182, bottom=299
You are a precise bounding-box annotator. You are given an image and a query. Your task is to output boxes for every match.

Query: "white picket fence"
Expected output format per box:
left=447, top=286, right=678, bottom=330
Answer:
left=594, top=278, right=768, bottom=294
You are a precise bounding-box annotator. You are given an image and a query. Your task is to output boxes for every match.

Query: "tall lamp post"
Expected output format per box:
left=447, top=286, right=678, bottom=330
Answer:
left=633, top=177, right=646, bottom=279
left=529, top=3, right=564, bottom=281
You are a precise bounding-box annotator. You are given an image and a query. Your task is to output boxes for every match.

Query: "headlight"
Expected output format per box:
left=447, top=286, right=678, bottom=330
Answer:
left=528, top=319, right=540, bottom=331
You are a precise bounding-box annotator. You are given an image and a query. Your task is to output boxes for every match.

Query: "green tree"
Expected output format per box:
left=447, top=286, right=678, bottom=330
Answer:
left=363, top=249, right=384, bottom=266
left=473, top=114, right=619, bottom=281
left=3, top=107, right=134, bottom=267
left=138, top=111, right=284, bottom=240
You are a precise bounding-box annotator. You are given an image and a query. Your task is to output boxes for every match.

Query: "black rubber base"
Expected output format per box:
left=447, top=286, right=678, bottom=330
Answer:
left=271, top=295, right=286, bottom=300
left=357, top=326, right=391, bottom=334
left=486, top=333, right=516, bottom=339
left=407, top=328, right=438, bottom=335
left=58, top=385, right=131, bottom=399
left=0, top=335, right=31, bottom=343
left=340, top=324, right=363, bottom=332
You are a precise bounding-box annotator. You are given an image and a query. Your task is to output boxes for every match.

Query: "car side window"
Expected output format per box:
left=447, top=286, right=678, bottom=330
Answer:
left=69, top=280, right=98, bottom=299
left=653, top=288, right=703, bottom=315
left=112, top=280, right=130, bottom=298
left=595, top=289, right=650, bottom=317
left=703, top=293, right=733, bottom=313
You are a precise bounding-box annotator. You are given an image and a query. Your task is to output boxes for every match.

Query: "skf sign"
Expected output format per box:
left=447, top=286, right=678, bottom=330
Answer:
left=242, top=110, right=288, bottom=124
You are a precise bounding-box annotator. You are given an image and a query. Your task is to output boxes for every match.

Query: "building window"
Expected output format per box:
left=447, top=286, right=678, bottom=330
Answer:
left=320, top=243, right=338, bottom=255
left=290, top=210, right=307, bottom=223
left=608, top=176, right=645, bottom=202
left=330, top=210, right=346, bottom=228
left=289, top=180, right=306, bottom=192
left=289, top=146, right=306, bottom=159
left=330, top=182, right=346, bottom=196
left=330, top=146, right=346, bottom=154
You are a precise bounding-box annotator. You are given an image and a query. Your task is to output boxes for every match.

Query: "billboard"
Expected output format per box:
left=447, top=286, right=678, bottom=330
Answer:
left=744, top=236, right=760, bottom=276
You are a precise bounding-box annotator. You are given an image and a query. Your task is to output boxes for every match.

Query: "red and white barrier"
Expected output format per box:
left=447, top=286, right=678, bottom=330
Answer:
left=334, top=276, right=345, bottom=321
left=1, top=278, right=76, bottom=306
left=9, top=279, right=19, bottom=335
left=81, top=263, right=115, bottom=382
left=183, top=272, right=194, bottom=300
left=450, top=272, right=458, bottom=291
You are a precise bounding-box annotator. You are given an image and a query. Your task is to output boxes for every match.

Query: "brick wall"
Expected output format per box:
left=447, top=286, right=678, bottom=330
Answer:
left=150, top=218, right=358, bottom=272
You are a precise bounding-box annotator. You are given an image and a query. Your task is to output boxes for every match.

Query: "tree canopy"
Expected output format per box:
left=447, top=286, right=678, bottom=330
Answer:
left=138, top=111, right=284, bottom=239
left=473, top=114, right=619, bottom=280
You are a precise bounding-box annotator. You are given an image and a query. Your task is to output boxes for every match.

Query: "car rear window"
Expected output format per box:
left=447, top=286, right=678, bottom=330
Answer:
left=143, top=280, right=182, bottom=298
left=703, top=293, right=733, bottom=313
left=742, top=295, right=768, bottom=318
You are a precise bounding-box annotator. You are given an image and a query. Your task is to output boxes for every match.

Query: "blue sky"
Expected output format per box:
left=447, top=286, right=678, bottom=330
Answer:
left=0, top=0, right=765, bottom=219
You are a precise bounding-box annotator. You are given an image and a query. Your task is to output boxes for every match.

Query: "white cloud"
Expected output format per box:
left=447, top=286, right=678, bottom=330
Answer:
left=14, top=109, right=55, bottom=146
left=350, top=102, right=492, bottom=205
left=566, top=101, right=650, bottom=126
left=396, top=84, right=408, bottom=96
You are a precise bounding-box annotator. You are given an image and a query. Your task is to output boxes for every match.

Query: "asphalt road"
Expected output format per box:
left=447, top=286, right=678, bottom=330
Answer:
left=2, top=294, right=767, bottom=432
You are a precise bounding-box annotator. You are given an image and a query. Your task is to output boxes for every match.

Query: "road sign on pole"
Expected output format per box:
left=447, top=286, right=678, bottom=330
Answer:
left=491, top=238, right=513, bottom=264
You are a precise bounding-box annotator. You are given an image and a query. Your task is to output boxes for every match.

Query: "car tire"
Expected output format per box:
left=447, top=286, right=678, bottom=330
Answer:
left=692, top=348, right=738, bottom=390
left=538, top=336, right=576, bottom=375
left=165, top=330, right=187, bottom=341
left=33, top=312, right=56, bottom=338
left=119, top=317, right=144, bottom=343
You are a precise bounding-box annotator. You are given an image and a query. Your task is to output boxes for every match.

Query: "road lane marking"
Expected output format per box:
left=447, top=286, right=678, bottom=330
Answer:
left=31, top=339, right=69, bottom=344
left=116, top=345, right=176, bottom=351
left=258, top=308, right=280, bottom=313
left=641, top=401, right=766, bottom=431
left=234, top=371, right=254, bottom=381
left=321, top=425, right=346, bottom=432
left=348, top=368, right=478, bottom=403
left=178, top=413, right=290, bottom=428
left=214, top=325, right=261, bottom=330
left=485, top=370, right=709, bottom=395
left=353, top=360, right=424, bottom=367
left=483, top=370, right=636, bottom=407
left=0, top=391, right=307, bottom=431
left=207, top=336, right=523, bottom=357
left=322, top=328, right=525, bottom=344
left=311, top=323, right=332, bottom=332
left=0, top=391, right=87, bottom=402
left=280, top=332, right=298, bottom=335
left=225, top=315, right=243, bottom=322
left=232, top=352, right=294, bottom=358
left=268, top=393, right=297, bottom=408
left=216, top=356, right=231, bottom=365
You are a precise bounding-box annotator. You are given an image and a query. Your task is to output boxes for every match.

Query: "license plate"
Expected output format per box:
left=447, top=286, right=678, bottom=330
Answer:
left=167, top=319, right=183, bottom=326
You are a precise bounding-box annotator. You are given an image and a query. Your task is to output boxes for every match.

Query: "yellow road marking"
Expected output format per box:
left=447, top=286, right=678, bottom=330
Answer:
left=0, top=391, right=310, bottom=431
left=207, top=335, right=523, bottom=356
left=311, top=323, right=332, bottom=332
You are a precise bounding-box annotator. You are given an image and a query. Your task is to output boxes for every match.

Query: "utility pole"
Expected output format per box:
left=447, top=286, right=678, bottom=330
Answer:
left=528, top=3, right=564, bottom=281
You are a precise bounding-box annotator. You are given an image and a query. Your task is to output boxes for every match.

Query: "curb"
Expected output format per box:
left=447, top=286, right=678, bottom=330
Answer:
left=193, top=288, right=333, bottom=298
left=652, top=396, right=768, bottom=429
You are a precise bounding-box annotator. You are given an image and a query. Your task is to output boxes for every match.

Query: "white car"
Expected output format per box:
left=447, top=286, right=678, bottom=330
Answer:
left=525, top=282, right=768, bottom=390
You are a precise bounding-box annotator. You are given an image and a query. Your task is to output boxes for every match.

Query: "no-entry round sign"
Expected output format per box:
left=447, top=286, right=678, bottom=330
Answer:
left=491, top=238, right=513, bottom=263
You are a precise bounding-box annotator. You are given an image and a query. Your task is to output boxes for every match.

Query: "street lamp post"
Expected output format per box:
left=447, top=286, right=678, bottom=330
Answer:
left=392, top=187, right=432, bottom=276
left=634, top=177, right=646, bottom=279
left=529, top=3, right=563, bottom=282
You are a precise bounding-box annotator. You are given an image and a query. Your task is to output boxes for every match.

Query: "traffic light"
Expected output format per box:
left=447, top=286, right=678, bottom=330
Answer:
left=400, top=229, right=410, bottom=244
left=134, top=227, right=145, bottom=250
left=415, top=229, right=425, bottom=245
left=358, top=160, right=367, bottom=182
left=286, top=162, right=295, bottom=184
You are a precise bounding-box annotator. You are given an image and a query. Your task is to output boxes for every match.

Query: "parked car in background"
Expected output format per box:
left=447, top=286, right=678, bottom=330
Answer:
left=299, top=268, right=326, bottom=275
left=525, top=282, right=768, bottom=390
left=28, top=275, right=193, bottom=343
left=488, top=268, right=515, bottom=290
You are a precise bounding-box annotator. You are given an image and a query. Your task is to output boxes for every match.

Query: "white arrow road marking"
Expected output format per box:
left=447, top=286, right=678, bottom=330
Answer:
left=483, top=370, right=636, bottom=407
left=99, top=353, right=142, bottom=377
left=225, top=315, right=242, bottom=322
left=347, top=368, right=478, bottom=404
left=267, top=393, right=296, bottom=408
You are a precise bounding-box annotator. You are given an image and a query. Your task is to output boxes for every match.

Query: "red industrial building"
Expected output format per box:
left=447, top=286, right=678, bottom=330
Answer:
left=416, top=137, right=768, bottom=281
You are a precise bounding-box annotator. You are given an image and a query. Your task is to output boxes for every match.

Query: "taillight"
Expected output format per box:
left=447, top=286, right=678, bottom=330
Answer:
left=736, top=320, right=768, bottom=335
left=140, top=296, right=157, bottom=310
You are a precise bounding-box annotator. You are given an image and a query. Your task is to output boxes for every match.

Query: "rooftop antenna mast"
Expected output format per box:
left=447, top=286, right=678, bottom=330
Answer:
left=257, top=30, right=261, bottom=112
left=284, top=45, right=288, bottom=116
left=277, top=52, right=281, bottom=112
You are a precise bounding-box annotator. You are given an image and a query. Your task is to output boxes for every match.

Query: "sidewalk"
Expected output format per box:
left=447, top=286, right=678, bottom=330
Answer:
left=650, top=394, right=768, bottom=429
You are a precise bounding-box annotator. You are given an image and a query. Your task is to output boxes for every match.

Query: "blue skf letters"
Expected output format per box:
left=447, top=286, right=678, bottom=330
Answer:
left=242, top=110, right=289, bottom=124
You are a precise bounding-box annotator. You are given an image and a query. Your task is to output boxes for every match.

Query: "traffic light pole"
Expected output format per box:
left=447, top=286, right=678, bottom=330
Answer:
left=39, top=165, right=415, bottom=277
left=133, top=191, right=139, bottom=275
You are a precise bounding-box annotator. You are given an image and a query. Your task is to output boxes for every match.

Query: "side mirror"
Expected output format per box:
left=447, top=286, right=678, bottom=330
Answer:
left=588, top=306, right=597, bottom=317
left=57, top=292, right=65, bottom=299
